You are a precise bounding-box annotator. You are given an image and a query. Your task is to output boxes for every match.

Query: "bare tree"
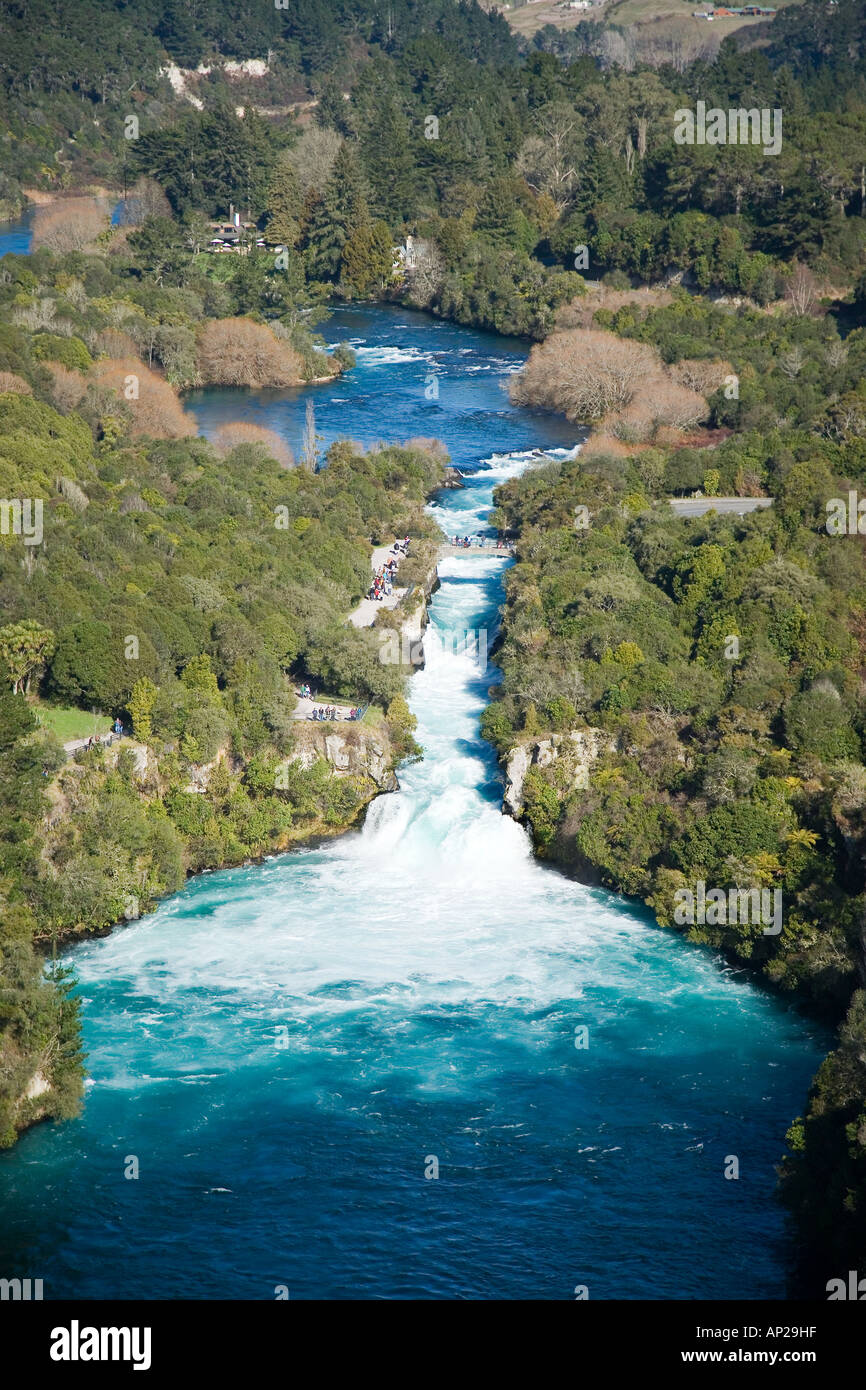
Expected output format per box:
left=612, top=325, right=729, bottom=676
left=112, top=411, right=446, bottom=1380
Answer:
left=121, top=177, right=172, bottom=225
left=285, top=126, right=343, bottom=199
left=510, top=328, right=661, bottom=422
left=636, top=19, right=717, bottom=74
left=821, top=393, right=866, bottom=442
left=599, top=29, right=637, bottom=73
left=31, top=196, right=109, bottom=253
left=611, top=380, right=708, bottom=440
left=91, top=356, right=191, bottom=438
left=785, top=262, right=818, bottom=317
left=779, top=347, right=805, bottom=379
left=214, top=422, right=296, bottom=470
left=511, top=326, right=711, bottom=439
left=0, top=372, right=31, bottom=395
left=404, top=239, right=446, bottom=307
left=12, top=297, right=57, bottom=331
left=300, top=399, right=319, bottom=471
left=670, top=358, right=734, bottom=394
left=46, top=365, right=87, bottom=412
left=196, top=318, right=304, bottom=388
left=94, top=329, right=140, bottom=358
left=517, top=103, right=583, bottom=213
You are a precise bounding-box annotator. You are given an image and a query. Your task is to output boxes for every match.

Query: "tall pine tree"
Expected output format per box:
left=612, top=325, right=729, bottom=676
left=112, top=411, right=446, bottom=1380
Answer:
left=265, top=151, right=304, bottom=246
left=304, top=143, right=373, bottom=284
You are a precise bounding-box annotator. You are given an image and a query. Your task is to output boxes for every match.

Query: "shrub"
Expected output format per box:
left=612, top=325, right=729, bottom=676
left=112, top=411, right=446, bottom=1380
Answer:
left=31, top=334, right=93, bottom=371
left=196, top=317, right=304, bottom=389
left=213, top=422, right=295, bottom=470
left=90, top=356, right=191, bottom=438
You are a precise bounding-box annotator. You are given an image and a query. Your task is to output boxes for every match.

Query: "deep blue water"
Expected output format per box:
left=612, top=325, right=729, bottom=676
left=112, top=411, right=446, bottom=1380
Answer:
left=0, top=306, right=825, bottom=1299
left=0, top=210, right=34, bottom=257
left=186, top=304, right=578, bottom=468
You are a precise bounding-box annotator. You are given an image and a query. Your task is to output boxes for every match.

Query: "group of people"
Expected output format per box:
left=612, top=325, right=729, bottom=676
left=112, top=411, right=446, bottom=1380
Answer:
left=296, top=681, right=364, bottom=721
left=309, top=705, right=362, bottom=722
left=451, top=534, right=510, bottom=549
left=84, top=718, right=125, bottom=751
left=368, top=537, right=410, bottom=602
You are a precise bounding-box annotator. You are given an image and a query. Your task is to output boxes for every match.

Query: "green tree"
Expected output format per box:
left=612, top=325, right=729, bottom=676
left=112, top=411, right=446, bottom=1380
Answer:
left=48, top=622, right=133, bottom=709
left=265, top=152, right=304, bottom=247
left=181, top=654, right=221, bottom=698
left=341, top=220, right=395, bottom=296
left=304, top=143, right=372, bottom=283
left=0, top=620, right=55, bottom=694
left=128, top=676, right=158, bottom=743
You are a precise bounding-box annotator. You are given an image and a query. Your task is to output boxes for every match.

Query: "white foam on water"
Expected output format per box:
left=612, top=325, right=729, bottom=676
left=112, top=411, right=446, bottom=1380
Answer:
left=345, top=344, right=432, bottom=366
left=69, top=431, right=784, bottom=1099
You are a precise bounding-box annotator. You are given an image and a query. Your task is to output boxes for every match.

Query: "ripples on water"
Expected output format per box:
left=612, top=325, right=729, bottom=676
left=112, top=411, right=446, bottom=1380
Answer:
left=0, top=307, right=824, bottom=1300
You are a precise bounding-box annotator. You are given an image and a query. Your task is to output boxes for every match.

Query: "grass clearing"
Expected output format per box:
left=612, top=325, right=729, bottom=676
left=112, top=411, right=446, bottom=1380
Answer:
left=32, top=702, right=111, bottom=743
left=502, top=0, right=802, bottom=39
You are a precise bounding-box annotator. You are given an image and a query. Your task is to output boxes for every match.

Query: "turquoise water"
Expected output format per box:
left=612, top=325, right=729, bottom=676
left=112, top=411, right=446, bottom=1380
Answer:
left=0, top=307, right=824, bottom=1299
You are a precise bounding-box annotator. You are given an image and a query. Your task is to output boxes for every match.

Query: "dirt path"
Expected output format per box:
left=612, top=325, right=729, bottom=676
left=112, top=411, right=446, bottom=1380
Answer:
left=348, top=542, right=407, bottom=629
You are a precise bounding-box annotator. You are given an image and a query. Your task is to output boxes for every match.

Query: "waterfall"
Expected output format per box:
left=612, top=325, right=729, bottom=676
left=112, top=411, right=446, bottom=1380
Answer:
left=0, top=306, right=823, bottom=1301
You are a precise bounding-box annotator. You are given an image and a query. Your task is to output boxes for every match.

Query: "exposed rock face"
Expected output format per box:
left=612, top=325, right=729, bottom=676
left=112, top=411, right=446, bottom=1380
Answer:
left=503, top=743, right=531, bottom=817
left=25, top=1070, right=51, bottom=1101
left=12, top=1068, right=53, bottom=1140
left=173, top=725, right=399, bottom=798
left=400, top=591, right=428, bottom=669
left=183, top=745, right=228, bottom=793
left=289, top=724, right=398, bottom=791
left=503, top=728, right=615, bottom=818
left=404, top=551, right=440, bottom=669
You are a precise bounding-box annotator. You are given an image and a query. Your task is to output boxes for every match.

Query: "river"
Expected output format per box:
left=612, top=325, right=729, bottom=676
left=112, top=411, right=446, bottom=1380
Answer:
left=0, top=305, right=824, bottom=1299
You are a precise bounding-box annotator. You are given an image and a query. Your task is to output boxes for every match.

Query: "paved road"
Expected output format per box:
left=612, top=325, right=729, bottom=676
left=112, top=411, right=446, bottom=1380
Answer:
left=348, top=542, right=407, bottom=629
left=669, top=497, right=773, bottom=518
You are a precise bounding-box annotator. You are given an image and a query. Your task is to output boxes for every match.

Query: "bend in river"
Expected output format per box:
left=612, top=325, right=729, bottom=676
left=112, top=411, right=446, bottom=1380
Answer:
left=0, top=307, right=824, bottom=1299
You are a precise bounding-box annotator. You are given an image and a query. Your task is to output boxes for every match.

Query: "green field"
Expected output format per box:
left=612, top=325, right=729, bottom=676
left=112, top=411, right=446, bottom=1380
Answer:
left=32, top=702, right=111, bottom=743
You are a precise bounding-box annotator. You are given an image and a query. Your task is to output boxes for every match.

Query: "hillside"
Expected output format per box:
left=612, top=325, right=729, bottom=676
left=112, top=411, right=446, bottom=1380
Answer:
left=1, top=0, right=866, bottom=1294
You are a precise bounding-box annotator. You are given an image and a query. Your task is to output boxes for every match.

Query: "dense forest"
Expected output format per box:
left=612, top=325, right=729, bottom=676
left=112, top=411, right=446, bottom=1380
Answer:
left=484, top=292, right=866, bottom=1291
left=0, top=242, right=444, bottom=1147
left=1, top=0, right=866, bottom=1293
left=3, top=1, right=866, bottom=333
left=0, top=387, right=441, bottom=1147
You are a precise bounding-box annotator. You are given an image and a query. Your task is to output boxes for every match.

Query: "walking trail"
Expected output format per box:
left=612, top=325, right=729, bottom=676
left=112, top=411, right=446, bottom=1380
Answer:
left=347, top=543, right=407, bottom=628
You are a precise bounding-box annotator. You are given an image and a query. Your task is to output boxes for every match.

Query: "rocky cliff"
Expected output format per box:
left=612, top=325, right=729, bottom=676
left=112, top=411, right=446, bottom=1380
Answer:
left=503, top=728, right=616, bottom=818
left=287, top=722, right=399, bottom=791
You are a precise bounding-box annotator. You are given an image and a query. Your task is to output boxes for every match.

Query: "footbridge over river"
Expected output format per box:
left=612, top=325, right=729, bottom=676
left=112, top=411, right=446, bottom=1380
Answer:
left=438, top=540, right=515, bottom=558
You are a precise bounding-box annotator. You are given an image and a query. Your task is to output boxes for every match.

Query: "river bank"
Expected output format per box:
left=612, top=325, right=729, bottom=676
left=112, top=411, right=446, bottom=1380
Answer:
left=3, top=435, right=446, bottom=1147
left=0, top=304, right=827, bottom=1301
left=483, top=432, right=866, bottom=1287
left=30, top=520, right=444, bottom=961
